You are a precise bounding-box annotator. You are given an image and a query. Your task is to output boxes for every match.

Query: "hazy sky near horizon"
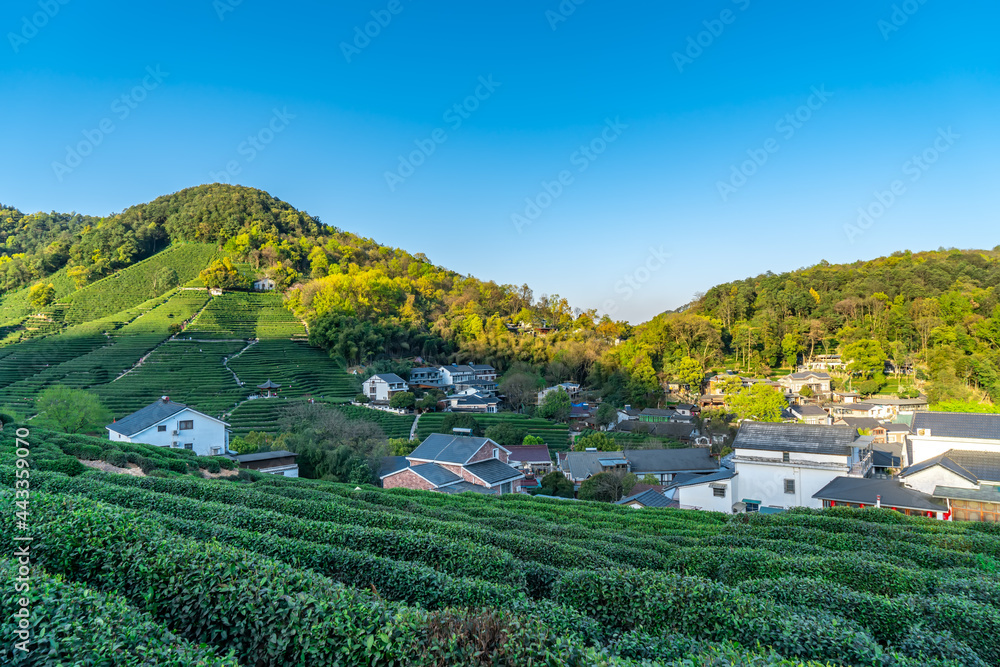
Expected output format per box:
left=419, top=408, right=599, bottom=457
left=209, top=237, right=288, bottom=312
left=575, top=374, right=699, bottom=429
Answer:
left=2, top=1, right=998, bottom=323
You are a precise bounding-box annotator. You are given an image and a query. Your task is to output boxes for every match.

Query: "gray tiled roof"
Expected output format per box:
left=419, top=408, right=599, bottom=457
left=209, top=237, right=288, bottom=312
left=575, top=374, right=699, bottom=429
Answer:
left=787, top=371, right=831, bottom=380
left=791, top=405, right=829, bottom=418
left=464, top=458, right=523, bottom=485
left=231, top=450, right=297, bottom=463
left=564, top=451, right=627, bottom=480
left=640, top=408, right=676, bottom=417
left=941, top=449, right=1000, bottom=483
left=624, top=448, right=718, bottom=474
left=666, top=467, right=736, bottom=489
left=900, top=454, right=978, bottom=484
left=438, top=481, right=496, bottom=494
left=912, top=412, right=1000, bottom=441
left=836, top=417, right=882, bottom=431
left=370, top=373, right=407, bottom=384
left=409, top=433, right=497, bottom=464
left=616, top=488, right=672, bottom=508
left=813, top=477, right=945, bottom=512
left=410, top=463, right=462, bottom=487
left=379, top=456, right=411, bottom=478
left=871, top=450, right=901, bottom=469
left=933, top=484, right=1000, bottom=502
left=734, top=422, right=859, bottom=456
left=107, top=398, right=194, bottom=436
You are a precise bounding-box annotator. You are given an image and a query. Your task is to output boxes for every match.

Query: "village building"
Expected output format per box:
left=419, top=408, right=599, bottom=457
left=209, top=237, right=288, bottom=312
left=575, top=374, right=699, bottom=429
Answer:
left=379, top=432, right=523, bottom=494
left=106, top=396, right=230, bottom=458
left=361, top=373, right=409, bottom=403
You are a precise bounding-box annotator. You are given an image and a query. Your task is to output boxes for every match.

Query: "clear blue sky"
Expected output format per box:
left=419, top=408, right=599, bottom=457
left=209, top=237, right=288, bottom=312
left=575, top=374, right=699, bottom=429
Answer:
left=2, top=0, right=998, bottom=323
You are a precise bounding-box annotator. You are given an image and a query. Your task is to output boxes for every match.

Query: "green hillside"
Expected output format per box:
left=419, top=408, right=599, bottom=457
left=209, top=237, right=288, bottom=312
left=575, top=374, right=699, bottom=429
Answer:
left=3, top=427, right=999, bottom=666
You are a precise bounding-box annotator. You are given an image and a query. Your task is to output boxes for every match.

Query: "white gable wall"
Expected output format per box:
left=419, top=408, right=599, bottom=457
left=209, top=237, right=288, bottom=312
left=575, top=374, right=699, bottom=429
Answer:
left=677, top=477, right=738, bottom=513
left=909, top=436, right=1000, bottom=466
left=901, top=466, right=977, bottom=495
left=109, top=407, right=228, bottom=457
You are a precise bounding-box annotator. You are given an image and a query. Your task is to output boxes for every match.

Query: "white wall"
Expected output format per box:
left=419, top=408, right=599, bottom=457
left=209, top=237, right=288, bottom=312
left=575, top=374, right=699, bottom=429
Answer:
left=901, top=466, right=976, bottom=495
left=363, top=378, right=389, bottom=402
left=734, top=459, right=841, bottom=509
left=110, top=408, right=228, bottom=458
left=678, top=478, right=737, bottom=512
left=910, top=436, right=1000, bottom=466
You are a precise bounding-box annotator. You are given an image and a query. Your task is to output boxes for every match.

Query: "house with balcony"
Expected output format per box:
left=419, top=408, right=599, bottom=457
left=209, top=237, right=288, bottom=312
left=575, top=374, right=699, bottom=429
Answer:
left=106, top=396, right=230, bottom=457
left=409, top=367, right=444, bottom=387
left=439, top=364, right=477, bottom=386
left=379, top=432, right=524, bottom=494
left=362, top=373, right=409, bottom=403
left=730, top=422, right=873, bottom=512
left=441, top=389, right=499, bottom=413
left=777, top=371, right=832, bottom=396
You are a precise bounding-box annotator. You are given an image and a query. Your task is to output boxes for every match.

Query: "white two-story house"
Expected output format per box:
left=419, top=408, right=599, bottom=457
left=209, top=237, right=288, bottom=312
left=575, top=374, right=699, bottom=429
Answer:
left=730, top=422, right=872, bottom=512
left=362, top=373, right=409, bottom=403
left=106, top=396, right=230, bottom=457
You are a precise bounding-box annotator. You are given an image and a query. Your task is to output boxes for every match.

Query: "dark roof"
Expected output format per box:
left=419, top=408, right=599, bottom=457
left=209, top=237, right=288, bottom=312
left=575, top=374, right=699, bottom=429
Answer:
left=564, top=451, right=627, bottom=480
left=666, top=468, right=737, bottom=489
left=628, top=483, right=665, bottom=495
left=409, top=463, right=462, bottom=487
left=813, top=477, right=945, bottom=512
left=734, top=422, right=859, bottom=456
left=230, top=449, right=297, bottom=463
left=900, top=454, right=978, bottom=484
left=379, top=455, right=410, bottom=478
left=505, top=445, right=551, bottom=464
left=878, top=423, right=911, bottom=432
left=616, top=421, right=696, bottom=438
left=791, top=405, right=829, bottom=418
left=640, top=408, right=676, bottom=417
left=469, top=364, right=495, bottom=371
left=933, top=484, right=1000, bottom=502
left=941, top=449, right=1000, bottom=483
left=912, top=412, right=1000, bottom=441
left=624, top=448, right=718, bottom=474
left=107, top=398, right=197, bottom=436
left=369, top=373, right=407, bottom=384
left=409, top=433, right=499, bottom=464
left=438, top=481, right=497, bottom=494
left=464, top=458, right=524, bottom=485
left=836, top=417, right=882, bottom=431
left=616, top=488, right=671, bottom=508
left=786, top=371, right=831, bottom=380
left=256, top=379, right=281, bottom=389
left=871, top=450, right=901, bottom=469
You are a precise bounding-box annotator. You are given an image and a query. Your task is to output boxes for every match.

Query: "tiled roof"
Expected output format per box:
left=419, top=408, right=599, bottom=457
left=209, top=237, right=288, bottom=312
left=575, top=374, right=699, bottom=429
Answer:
left=409, top=433, right=498, bottom=464
left=941, top=449, right=1000, bottom=483
left=912, top=412, right=1000, bottom=441
left=410, top=463, right=462, bottom=487
left=933, top=484, right=1000, bottom=502
left=438, top=481, right=496, bottom=494
left=836, top=417, right=882, bottom=431
left=464, top=458, right=523, bottom=485
left=871, top=450, right=901, bottom=468
left=107, top=398, right=196, bottom=436
left=624, top=448, right=718, bottom=474
left=379, top=456, right=411, bottom=478
left=900, top=454, right=978, bottom=484
left=666, top=468, right=736, bottom=489
left=791, top=405, right=829, bottom=418
left=786, top=371, right=831, bottom=380
left=734, top=422, right=859, bottom=456
left=370, top=373, right=407, bottom=384
left=504, top=445, right=552, bottom=464
left=640, top=408, right=676, bottom=417
left=813, top=477, right=945, bottom=512
left=616, top=488, right=672, bottom=508
left=564, top=451, right=627, bottom=480
left=231, top=450, right=297, bottom=463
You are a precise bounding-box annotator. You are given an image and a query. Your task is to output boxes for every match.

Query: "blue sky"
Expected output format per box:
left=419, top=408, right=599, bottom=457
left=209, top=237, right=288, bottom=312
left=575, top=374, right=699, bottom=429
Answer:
left=2, top=0, right=998, bottom=323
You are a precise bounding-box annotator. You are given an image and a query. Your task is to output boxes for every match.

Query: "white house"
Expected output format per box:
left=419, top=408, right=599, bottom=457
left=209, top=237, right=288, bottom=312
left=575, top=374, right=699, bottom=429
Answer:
left=229, top=450, right=299, bottom=477
left=667, top=468, right=738, bottom=512
left=777, top=371, right=831, bottom=395
left=253, top=278, right=276, bottom=291
left=906, top=412, right=1000, bottom=467
left=106, top=396, right=230, bottom=457
left=362, top=373, right=409, bottom=403
left=537, top=382, right=579, bottom=404
left=439, top=365, right=476, bottom=386
left=730, top=422, right=873, bottom=512
left=442, top=389, right=498, bottom=413
left=409, top=367, right=444, bottom=386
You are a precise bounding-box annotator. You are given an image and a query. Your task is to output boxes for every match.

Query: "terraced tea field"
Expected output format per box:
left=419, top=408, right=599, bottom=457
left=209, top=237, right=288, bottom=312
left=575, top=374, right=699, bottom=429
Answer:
left=3, top=425, right=1000, bottom=666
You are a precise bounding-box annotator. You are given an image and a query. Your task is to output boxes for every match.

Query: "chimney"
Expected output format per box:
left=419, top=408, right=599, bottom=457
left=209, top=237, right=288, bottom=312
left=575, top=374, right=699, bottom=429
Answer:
left=161, top=396, right=170, bottom=403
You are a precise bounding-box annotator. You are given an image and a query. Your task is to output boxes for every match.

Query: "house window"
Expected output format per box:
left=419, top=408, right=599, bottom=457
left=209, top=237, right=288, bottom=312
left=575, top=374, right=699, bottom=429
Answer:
left=784, top=479, right=795, bottom=494
left=500, top=482, right=511, bottom=494
left=211, top=446, right=221, bottom=456
left=745, top=502, right=760, bottom=513
left=713, top=487, right=726, bottom=498
left=157, top=425, right=167, bottom=432
left=782, top=452, right=790, bottom=463
left=493, top=448, right=499, bottom=459
left=183, top=443, right=194, bottom=450
left=178, top=420, right=194, bottom=430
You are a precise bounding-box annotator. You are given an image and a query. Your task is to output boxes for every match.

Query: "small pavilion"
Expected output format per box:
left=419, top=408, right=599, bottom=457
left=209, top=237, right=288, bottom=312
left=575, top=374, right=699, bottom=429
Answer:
left=257, top=379, right=282, bottom=398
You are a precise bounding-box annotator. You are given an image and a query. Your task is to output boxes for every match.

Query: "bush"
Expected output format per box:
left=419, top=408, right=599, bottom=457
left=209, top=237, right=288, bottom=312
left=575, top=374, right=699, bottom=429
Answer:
left=203, top=459, right=222, bottom=473
left=78, top=444, right=103, bottom=460
left=35, top=456, right=85, bottom=477
left=896, top=626, right=988, bottom=666
left=101, top=449, right=128, bottom=468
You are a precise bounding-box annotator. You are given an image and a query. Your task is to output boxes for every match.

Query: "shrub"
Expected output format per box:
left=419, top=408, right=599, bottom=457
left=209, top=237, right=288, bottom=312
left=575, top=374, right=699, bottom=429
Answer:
left=101, top=449, right=128, bottom=468
left=35, top=456, right=85, bottom=477
left=78, top=444, right=103, bottom=460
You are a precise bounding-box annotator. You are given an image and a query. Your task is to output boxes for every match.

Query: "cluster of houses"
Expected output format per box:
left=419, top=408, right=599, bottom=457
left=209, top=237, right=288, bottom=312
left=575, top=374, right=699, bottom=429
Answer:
left=105, top=396, right=299, bottom=477
left=362, top=363, right=500, bottom=413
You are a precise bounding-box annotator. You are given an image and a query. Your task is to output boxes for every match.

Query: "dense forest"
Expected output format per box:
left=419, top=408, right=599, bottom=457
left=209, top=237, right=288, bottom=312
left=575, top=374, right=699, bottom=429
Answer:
left=3, top=185, right=999, bottom=410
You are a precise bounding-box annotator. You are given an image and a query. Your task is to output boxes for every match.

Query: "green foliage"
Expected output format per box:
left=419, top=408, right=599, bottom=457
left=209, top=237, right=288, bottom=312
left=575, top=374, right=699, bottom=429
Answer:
left=572, top=432, right=620, bottom=452
left=199, top=257, right=250, bottom=290
left=522, top=434, right=545, bottom=446
left=484, top=422, right=528, bottom=449
left=536, top=471, right=575, bottom=498
left=728, top=383, right=785, bottom=422
left=595, top=402, right=618, bottom=428
left=34, top=384, right=111, bottom=433
left=438, top=413, right=483, bottom=437
left=389, top=391, right=415, bottom=410
left=578, top=472, right=627, bottom=502
left=537, top=387, right=571, bottom=422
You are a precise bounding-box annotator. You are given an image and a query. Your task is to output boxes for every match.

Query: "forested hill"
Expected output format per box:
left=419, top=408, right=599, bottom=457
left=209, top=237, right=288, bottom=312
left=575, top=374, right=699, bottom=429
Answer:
left=3, top=184, right=1000, bottom=410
